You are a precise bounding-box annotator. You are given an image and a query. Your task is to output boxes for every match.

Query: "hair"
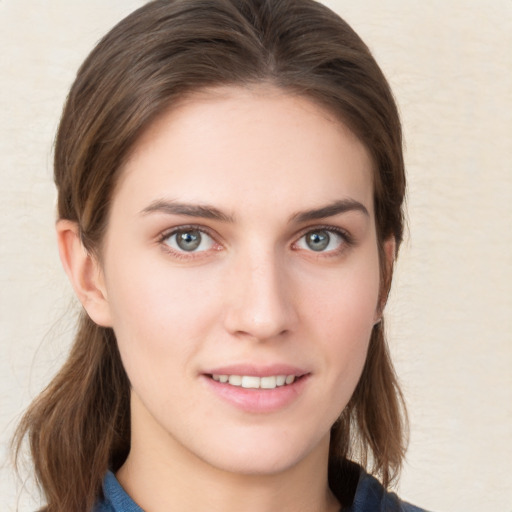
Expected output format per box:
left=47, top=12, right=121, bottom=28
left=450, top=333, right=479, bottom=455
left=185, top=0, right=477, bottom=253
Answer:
left=14, top=0, right=407, bottom=510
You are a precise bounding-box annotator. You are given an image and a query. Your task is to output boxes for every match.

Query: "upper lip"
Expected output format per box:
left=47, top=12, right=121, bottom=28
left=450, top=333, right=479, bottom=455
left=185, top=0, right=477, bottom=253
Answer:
left=202, top=364, right=309, bottom=378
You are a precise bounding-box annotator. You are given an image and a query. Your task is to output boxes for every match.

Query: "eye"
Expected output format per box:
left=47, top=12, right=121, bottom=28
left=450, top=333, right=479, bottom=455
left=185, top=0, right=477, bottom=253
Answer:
left=295, top=228, right=346, bottom=253
left=163, top=228, right=215, bottom=253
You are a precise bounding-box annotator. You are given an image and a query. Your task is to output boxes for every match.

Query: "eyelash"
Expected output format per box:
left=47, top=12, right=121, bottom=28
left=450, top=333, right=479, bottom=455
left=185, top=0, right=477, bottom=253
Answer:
left=157, top=224, right=221, bottom=260
left=292, top=225, right=354, bottom=257
left=157, top=224, right=354, bottom=259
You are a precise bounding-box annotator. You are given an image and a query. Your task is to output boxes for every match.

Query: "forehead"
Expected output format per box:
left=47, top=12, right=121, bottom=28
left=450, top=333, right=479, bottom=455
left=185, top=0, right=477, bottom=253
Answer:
left=116, top=85, right=375, bottom=219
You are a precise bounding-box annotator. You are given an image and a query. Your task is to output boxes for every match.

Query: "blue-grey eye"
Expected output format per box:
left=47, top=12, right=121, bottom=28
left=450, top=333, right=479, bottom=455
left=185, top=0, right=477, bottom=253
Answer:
left=297, top=229, right=344, bottom=252
left=164, top=229, right=214, bottom=252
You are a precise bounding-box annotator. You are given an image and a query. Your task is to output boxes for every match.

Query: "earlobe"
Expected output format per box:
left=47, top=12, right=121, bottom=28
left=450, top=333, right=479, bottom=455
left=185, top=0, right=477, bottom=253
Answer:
left=56, top=220, right=113, bottom=327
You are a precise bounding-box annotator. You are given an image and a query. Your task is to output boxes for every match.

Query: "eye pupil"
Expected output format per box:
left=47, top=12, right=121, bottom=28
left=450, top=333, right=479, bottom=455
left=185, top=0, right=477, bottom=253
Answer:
left=176, top=230, right=201, bottom=251
left=306, top=231, right=330, bottom=251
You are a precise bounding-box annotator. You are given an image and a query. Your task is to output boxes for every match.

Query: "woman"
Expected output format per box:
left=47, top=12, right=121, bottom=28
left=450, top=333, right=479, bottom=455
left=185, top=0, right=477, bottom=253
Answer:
left=14, top=0, right=428, bottom=510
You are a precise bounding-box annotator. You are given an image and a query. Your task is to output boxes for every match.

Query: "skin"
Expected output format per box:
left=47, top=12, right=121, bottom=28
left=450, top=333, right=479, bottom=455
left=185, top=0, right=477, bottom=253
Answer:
left=58, top=85, right=393, bottom=512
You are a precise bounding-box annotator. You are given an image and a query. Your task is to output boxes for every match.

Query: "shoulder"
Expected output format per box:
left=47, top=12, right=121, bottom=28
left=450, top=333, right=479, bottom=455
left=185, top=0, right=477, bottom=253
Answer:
left=93, top=502, right=115, bottom=512
left=349, top=470, right=426, bottom=512
left=330, top=460, right=431, bottom=512
left=92, top=471, right=143, bottom=512
left=350, top=469, right=431, bottom=512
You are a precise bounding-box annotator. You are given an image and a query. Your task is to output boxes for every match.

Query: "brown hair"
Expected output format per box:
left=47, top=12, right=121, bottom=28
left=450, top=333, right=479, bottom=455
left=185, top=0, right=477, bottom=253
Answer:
left=14, top=0, right=407, bottom=510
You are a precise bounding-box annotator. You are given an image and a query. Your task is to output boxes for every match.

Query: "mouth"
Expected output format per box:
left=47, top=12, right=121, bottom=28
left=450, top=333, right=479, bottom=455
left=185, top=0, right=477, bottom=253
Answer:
left=208, top=373, right=301, bottom=389
left=203, top=370, right=309, bottom=413
left=201, top=364, right=309, bottom=412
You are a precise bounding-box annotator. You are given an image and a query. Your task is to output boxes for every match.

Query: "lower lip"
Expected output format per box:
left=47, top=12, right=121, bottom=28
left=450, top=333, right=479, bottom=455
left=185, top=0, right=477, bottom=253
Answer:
left=202, top=375, right=309, bottom=413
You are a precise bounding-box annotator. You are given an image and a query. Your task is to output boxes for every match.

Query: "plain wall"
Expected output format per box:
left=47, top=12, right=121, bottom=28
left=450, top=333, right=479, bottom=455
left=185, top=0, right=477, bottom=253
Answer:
left=1, top=1, right=511, bottom=510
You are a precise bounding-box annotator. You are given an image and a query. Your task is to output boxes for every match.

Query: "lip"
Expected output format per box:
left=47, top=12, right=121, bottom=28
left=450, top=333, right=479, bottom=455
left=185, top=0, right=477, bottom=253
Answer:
left=200, top=364, right=310, bottom=414
left=203, top=363, right=308, bottom=378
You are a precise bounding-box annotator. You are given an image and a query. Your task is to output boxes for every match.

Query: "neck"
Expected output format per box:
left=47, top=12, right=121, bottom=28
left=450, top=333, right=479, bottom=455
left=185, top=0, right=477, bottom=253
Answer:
left=116, top=397, right=339, bottom=512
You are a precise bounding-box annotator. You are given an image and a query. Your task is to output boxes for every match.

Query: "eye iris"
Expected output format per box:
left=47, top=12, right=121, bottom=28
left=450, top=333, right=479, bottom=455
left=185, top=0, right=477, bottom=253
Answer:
left=306, top=231, right=330, bottom=251
left=176, top=230, right=201, bottom=251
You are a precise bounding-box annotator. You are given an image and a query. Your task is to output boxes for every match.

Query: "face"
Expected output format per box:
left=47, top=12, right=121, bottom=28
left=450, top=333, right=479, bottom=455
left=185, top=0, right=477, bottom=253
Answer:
left=95, top=86, right=385, bottom=476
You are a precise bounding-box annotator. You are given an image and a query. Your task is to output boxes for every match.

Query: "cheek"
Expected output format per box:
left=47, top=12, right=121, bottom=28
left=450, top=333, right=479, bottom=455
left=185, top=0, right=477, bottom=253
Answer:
left=301, top=249, right=381, bottom=381
left=103, top=264, right=214, bottom=417
left=106, top=250, right=216, bottom=333
left=102, top=252, right=223, bottom=389
left=306, top=251, right=381, bottom=332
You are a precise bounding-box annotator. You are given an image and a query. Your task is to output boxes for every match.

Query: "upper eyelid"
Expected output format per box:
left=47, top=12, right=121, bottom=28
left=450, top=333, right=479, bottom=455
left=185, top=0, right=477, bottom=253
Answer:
left=158, top=224, right=218, bottom=242
left=294, top=224, right=352, bottom=241
left=158, top=226, right=221, bottom=258
left=156, top=223, right=353, bottom=249
left=291, top=225, right=354, bottom=255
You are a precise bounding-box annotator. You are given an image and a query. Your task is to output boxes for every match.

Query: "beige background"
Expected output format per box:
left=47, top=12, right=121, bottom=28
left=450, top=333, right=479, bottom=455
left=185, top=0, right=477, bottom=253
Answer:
left=1, top=1, right=511, bottom=510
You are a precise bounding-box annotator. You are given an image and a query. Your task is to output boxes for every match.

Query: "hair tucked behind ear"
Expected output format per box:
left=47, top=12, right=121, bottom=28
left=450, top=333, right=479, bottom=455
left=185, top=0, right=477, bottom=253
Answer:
left=14, top=0, right=408, bottom=509
left=13, top=315, right=130, bottom=512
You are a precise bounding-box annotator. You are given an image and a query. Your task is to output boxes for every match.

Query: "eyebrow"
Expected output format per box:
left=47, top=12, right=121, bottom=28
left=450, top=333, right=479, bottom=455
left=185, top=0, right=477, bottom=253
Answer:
left=140, top=198, right=369, bottom=224
left=290, top=199, right=369, bottom=223
left=140, top=199, right=234, bottom=222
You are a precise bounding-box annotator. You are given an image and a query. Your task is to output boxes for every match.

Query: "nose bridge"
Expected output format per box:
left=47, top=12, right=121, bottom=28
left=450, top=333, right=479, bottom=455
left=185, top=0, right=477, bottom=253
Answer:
left=223, top=245, right=296, bottom=340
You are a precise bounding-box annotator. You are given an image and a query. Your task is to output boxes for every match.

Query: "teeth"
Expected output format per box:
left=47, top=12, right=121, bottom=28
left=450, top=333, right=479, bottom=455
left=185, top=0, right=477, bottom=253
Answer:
left=241, top=376, right=260, bottom=388
left=260, top=376, right=276, bottom=389
left=276, top=375, right=286, bottom=386
left=211, top=374, right=297, bottom=389
left=228, top=375, right=242, bottom=386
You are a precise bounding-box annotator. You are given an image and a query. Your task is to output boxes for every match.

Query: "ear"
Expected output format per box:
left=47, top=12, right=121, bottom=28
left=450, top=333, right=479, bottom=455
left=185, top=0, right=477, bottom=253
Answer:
left=56, top=220, right=113, bottom=327
left=375, top=236, right=396, bottom=324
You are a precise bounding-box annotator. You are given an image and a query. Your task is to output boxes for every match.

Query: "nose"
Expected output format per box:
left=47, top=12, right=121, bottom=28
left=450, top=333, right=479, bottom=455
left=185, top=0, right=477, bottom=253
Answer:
left=223, top=250, right=298, bottom=341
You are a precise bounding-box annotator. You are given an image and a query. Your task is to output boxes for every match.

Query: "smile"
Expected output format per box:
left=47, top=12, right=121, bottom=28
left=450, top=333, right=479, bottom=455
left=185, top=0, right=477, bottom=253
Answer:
left=204, top=369, right=309, bottom=413
left=210, top=374, right=296, bottom=389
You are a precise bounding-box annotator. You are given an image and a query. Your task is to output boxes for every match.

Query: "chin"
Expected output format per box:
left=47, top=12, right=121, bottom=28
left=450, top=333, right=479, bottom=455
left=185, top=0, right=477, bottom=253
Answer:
left=193, top=427, right=330, bottom=477
left=204, top=451, right=303, bottom=476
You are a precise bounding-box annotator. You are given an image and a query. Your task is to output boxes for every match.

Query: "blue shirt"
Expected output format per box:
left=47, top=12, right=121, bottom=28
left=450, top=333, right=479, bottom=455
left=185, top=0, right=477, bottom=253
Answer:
left=94, top=468, right=429, bottom=512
